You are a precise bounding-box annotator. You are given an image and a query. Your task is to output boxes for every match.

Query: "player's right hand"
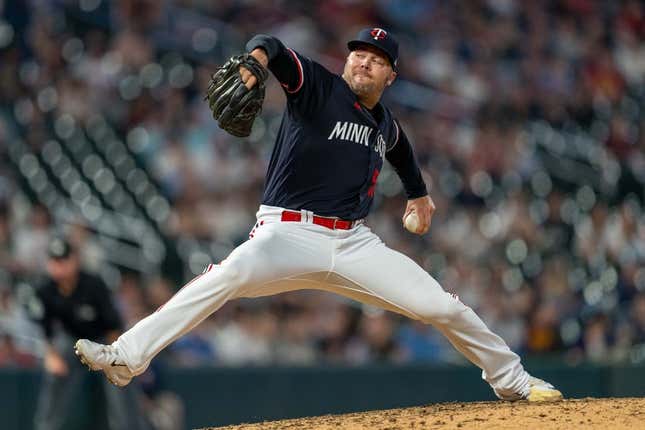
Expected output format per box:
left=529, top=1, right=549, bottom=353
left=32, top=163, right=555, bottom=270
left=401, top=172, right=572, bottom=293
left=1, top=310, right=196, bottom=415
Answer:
left=402, top=195, right=435, bottom=235
left=240, top=48, right=269, bottom=89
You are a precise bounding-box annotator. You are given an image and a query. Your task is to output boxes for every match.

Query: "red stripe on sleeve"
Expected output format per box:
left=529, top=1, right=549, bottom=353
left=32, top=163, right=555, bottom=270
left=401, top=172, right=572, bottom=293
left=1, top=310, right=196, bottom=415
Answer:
left=281, top=48, right=304, bottom=94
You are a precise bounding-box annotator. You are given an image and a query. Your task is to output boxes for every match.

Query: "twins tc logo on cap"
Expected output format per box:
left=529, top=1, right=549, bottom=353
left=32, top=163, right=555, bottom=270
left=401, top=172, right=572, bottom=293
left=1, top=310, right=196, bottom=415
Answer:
left=348, top=27, right=399, bottom=69
left=370, top=28, right=387, bottom=40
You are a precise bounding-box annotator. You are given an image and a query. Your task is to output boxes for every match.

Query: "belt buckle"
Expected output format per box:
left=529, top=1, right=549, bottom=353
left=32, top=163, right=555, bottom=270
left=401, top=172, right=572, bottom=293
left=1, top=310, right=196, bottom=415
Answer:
left=332, top=218, right=339, bottom=229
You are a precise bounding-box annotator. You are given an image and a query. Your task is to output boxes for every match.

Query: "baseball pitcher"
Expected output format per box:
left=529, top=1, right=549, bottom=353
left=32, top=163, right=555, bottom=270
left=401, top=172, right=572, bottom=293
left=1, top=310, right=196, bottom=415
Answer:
left=75, top=28, right=562, bottom=402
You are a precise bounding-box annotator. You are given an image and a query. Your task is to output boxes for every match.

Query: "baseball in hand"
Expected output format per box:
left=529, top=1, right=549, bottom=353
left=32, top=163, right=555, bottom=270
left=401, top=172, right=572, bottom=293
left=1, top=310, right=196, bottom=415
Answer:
left=404, top=212, right=420, bottom=233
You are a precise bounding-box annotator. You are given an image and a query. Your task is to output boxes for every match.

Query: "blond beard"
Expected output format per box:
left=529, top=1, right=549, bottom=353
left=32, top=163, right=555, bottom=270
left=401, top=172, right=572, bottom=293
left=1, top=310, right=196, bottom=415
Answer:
left=350, top=82, right=372, bottom=97
left=345, top=75, right=382, bottom=99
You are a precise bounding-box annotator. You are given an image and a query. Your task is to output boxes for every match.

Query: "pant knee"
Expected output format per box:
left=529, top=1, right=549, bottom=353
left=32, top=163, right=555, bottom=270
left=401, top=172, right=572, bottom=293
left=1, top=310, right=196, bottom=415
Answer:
left=418, top=292, right=468, bottom=325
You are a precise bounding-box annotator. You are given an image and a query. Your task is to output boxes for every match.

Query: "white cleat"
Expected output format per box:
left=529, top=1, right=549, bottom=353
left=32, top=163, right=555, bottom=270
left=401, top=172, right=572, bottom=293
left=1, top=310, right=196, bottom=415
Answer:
left=74, top=339, right=134, bottom=387
left=524, top=376, right=563, bottom=402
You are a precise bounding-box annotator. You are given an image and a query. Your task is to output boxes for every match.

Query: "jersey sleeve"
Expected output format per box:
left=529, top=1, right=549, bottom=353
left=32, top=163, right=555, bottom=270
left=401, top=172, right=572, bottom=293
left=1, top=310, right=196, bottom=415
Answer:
left=385, top=119, right=428, bottom=199
left=246, top=34, right=334, bottom=116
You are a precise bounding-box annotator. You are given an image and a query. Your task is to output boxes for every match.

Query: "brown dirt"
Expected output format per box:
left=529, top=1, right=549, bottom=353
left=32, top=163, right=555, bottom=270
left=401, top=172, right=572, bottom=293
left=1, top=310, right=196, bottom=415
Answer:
left=202, top=397, right=645, bottom=430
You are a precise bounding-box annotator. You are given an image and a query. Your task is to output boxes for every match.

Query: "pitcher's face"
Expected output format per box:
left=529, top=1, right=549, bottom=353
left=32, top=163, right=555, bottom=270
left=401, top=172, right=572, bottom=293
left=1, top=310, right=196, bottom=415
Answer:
left=342, top=45, right=396, bottom=100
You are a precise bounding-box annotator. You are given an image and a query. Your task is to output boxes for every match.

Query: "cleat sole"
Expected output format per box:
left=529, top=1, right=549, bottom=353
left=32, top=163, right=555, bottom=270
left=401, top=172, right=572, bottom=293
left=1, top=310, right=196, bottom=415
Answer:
left=527, top=388, right=563, bottom=402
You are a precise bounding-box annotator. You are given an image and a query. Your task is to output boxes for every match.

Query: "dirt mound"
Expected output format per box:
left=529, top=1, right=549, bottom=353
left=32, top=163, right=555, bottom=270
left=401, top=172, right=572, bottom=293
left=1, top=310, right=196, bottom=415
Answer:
left=204, top=397, right=645, bottom=430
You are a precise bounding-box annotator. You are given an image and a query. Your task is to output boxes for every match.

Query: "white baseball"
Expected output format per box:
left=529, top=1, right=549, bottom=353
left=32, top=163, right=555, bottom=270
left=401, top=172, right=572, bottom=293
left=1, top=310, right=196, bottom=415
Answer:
left=404, top=212, right=420, bottom=233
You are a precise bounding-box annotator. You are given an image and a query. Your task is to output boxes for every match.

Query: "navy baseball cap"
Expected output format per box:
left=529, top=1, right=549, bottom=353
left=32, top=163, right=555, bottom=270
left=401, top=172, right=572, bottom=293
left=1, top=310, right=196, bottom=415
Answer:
left=47, top=236, right=73, bottom=260
left=347, top=27, right=399, bottom=70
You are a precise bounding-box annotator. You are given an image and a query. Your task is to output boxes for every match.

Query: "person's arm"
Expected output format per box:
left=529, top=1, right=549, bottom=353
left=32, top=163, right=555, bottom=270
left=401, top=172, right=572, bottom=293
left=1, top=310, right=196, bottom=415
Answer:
left=385, top=120, right=435, bottom=235
left=241, top=34, right=334, bottom=117
left=32, top=288, right=69, bottom=375
left=385, top=120, right=427, bottom=199
left=245, top=34, right=303, bottom=93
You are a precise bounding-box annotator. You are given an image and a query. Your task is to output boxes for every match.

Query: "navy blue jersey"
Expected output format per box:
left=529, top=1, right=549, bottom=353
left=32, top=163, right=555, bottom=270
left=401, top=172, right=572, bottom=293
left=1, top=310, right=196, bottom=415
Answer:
left=35, top=271, right=123, bottom=341
left=246, top=35, right=427, bottom=220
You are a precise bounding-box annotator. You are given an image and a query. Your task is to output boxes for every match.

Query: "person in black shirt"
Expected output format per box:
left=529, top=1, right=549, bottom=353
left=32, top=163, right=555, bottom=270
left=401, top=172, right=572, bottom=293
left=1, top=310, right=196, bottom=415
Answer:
left=75, top=28, right=562, bottom=402
left=32, top=236, right=148, bottom=430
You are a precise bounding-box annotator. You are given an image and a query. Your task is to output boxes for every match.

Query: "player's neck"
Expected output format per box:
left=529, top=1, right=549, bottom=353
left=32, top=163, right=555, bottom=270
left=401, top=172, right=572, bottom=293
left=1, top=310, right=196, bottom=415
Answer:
left=56, top=273, right=79, bottom=296
left=358, top=94, right=380, bottom=109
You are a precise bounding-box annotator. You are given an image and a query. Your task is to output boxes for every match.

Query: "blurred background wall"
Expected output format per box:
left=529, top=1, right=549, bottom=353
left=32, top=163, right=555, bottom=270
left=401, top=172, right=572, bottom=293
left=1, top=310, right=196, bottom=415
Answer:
left=0, top=0, right=644, bottom=429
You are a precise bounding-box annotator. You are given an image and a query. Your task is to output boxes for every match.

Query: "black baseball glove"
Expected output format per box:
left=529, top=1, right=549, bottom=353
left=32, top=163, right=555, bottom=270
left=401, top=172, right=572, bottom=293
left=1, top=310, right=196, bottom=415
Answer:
left=205, top=53, right=269, bottom=137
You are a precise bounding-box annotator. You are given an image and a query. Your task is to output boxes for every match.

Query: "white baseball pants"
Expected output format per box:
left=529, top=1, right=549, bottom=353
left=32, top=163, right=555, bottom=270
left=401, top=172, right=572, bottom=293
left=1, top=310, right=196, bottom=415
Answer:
left=116, top=205, right=529, bottom=398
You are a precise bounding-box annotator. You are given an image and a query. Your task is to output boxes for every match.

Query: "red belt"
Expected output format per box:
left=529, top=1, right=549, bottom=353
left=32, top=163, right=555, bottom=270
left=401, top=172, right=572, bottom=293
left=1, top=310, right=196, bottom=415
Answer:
left=280, top=210, right=356, bottom=230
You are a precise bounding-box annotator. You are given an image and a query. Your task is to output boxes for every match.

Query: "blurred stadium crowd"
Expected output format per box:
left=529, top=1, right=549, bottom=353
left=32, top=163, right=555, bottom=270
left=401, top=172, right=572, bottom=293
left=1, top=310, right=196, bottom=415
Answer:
left=1, top=0, right=645, bottom=372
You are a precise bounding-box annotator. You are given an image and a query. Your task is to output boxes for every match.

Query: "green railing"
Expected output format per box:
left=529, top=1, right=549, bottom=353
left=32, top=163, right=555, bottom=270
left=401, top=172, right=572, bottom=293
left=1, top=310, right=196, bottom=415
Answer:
left=2, top=363, right=644, bottom=430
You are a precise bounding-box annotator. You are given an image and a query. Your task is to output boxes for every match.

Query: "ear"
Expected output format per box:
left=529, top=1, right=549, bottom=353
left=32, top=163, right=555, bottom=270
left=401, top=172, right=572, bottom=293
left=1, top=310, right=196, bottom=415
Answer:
left=386, top=71, right=397, bottom=86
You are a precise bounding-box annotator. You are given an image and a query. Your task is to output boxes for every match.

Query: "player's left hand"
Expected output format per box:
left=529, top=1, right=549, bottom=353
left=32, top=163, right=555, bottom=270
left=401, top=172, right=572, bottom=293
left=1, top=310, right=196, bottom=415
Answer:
left=402, top=195, right=435, bottom=235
